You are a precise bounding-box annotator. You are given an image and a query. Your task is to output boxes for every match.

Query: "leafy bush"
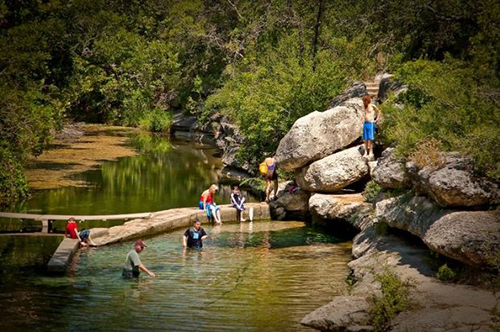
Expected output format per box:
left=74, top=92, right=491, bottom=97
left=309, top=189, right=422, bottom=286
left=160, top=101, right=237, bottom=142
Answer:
left=0, top=149, right=29, bottom=203
left=369, top=269, right=414, bottom=332
left=205, top=34, right=346, bottom=166
left=408, top=138, right=444, bottom=170
left=381, top=57, right=500, bottom=179
left=363, top=181, right=383, bottom=203
left=436, top=263, right=457, bottom=282
left=139, top=110, right=173, bottom=133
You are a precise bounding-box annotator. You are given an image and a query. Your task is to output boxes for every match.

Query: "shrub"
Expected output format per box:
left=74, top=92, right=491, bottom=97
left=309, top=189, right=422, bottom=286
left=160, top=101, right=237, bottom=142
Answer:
left=139, top=109, right=173, bottom=133
left=436, top=263, right=457, bottom=282
left=408, top=138, right=444, bottom=170
left=381, top=57, right=500, bottom=179
left=369, top=269, right=414, bottom=332
left=0, top=148, right=29, bottom=204
left=363, top=180, right=383, bottom=203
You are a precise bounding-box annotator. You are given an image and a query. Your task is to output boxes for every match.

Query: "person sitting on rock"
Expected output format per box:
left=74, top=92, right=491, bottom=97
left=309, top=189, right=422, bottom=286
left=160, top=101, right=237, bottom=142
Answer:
left=230, top=185, right=246, bottom=222
left=122, top=239, right=155, bottom=278
left=263, top=155, right=279, bottom=202
left=199, top=184, right=222, bottom=223
left=362, top=95, right=381, bottom=160
left=64, top=217, right=88, bottom=247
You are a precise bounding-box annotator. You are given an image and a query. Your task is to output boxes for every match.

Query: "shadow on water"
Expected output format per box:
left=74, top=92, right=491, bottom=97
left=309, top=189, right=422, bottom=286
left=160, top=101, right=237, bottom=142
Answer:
left=213, top=225, right=348, bottom=249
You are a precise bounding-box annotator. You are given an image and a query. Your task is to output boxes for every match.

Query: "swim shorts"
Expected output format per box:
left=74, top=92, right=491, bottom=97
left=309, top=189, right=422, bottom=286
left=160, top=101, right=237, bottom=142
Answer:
left=363, top=122, right=375, bottom=141
left=205, top=203, right=220, bottom=219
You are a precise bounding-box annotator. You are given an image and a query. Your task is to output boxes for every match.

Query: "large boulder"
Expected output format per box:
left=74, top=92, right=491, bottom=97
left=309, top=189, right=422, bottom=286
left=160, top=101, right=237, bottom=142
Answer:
left=407, top=152, right=499, bottom=207
left=376, top=195, right=500, bottom=267
left=309, top=193, right=372, bottom=230
left=276, top=99, right=364, bottom=171
left=295, top=145, right=369, bottom=193
left=269, top=183, right=310, bottom=220
left=301, top=296, right=372, bottom=332
left=372, top=148, right=410, bottom=189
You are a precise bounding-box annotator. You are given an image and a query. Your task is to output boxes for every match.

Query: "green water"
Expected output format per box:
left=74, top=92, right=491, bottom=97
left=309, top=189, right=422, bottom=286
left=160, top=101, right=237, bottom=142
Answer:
left=1, top=131, right=256, bottom=232
left=0, top=221, right=351, bottom=331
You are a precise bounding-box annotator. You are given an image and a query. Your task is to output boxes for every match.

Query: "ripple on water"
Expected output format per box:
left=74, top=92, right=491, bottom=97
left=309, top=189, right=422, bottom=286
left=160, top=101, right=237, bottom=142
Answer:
left=0, top=221, right=352, bottom=331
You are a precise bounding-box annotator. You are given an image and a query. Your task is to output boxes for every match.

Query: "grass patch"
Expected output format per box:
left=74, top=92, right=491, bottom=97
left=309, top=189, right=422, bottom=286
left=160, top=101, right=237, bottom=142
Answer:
left=436, top=263, right=457, bottom=282
left=369, top=269, right=414, bottom=332
left=363, top=180, right=383, bottom=203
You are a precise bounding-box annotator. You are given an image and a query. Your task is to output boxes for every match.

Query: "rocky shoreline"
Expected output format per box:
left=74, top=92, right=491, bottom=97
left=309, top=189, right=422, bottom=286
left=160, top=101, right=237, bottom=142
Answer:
left=270, top=78, right=499, bottom=331
left=170, top=77, right=499, bottom=330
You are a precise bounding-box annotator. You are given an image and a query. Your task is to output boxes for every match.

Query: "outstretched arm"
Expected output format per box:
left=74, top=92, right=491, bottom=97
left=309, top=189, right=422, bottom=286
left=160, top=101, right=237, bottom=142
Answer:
left=139, top=263, right=155, bottom=277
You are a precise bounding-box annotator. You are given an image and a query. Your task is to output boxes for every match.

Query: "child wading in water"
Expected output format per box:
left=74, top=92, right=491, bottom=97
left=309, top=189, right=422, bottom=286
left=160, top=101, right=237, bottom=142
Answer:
left=230, top=186, right=246, bottom=222
left=362, top=95, right=381, bottom=160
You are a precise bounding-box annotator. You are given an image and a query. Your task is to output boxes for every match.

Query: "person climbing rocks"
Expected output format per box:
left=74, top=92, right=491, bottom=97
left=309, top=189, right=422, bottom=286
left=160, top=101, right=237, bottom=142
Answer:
left=199, top=184, right=222, bottom=223
left=231, top=185, right=246, bottom=222
left=261, top=155, right=278, bottom=202
left=64, top=217, right=88, bottom=247
left=122, top=239, right=155, bottom=278
left=362, top=95, right=381, bottom=160
left=183, top=219, right=208, bottom=249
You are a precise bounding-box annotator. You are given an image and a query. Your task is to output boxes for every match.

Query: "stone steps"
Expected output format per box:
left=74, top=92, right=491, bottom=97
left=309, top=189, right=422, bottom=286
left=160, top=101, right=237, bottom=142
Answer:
left=364, top=81, right=379, bottom=98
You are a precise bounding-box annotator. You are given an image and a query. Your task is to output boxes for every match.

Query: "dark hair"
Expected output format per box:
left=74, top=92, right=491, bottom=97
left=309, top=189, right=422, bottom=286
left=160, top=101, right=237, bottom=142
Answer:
left=362, top=95, right=372, bottom=109
left=193, top=218, right=201, bottom=224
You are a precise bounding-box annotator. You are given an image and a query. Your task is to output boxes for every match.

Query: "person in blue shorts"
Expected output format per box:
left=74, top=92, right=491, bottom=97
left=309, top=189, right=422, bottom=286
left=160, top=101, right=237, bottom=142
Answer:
left=362, top=95, right=381, bottom=160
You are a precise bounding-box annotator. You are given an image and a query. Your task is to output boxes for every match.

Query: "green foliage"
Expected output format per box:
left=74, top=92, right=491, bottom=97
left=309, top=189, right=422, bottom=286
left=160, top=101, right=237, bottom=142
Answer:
left=436, top=263, right=457, bottom=282
left=382, top=56, right=500, bottom=179
left=369, top=269, right=414, bottom=332
left=206, top=34, right=346, bottom=165
left=363, top=181, right=383, bottom=203
left=0, top=148, right=29, bottom=202
left=1, top=0, right=499, bottom=203
left=139, top=109, right=173, bottom=133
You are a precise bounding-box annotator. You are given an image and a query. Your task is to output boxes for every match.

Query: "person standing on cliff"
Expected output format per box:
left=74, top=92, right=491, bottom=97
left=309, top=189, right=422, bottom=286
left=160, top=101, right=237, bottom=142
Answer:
left=183, top=219, right=208, bottom=250
left=362, top=95, right=381, bottom=160
left=263, top=156, right=278, bottom=202
left=122, top=239, right=155, bottom=278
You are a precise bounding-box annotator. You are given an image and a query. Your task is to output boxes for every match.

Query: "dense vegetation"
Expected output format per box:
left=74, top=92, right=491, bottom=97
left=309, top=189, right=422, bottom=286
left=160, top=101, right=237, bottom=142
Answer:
left=1, top=0, right=499, bottom=203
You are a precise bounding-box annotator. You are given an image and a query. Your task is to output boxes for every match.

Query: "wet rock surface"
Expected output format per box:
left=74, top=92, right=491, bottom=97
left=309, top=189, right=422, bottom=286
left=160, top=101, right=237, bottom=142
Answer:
left=269, top=182, right=310, bottom=220
left=309, top=193, right=372, bottom=230
left=376, top=195, right=500, bottom=267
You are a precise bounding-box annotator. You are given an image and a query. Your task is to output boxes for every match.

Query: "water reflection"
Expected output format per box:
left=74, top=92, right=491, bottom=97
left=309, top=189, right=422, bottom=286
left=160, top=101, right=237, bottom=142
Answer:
left=7, top=131, right=255, bottom=217
left=0, top=221, right=351, bottom=331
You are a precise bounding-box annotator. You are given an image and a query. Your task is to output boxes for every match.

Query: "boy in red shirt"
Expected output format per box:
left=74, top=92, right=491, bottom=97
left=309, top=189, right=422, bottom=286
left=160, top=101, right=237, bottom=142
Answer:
left=64, top=218, right=88, bottom=247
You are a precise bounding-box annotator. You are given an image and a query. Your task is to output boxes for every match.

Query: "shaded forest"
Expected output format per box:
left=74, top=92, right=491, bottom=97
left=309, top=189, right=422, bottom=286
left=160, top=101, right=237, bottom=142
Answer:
left=1, top=0, right=499, bottom=203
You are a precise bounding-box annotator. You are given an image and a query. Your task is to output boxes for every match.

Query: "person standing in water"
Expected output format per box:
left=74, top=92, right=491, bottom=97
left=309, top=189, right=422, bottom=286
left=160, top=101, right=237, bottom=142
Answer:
left=362, top=95, right=381, bottom=160
left=199, top=184, right=222, bottom=223
left=183, top=219, right=208, bottom=249
left=231, top=185, right=246, bottom=222
left=264, top=156, right=278, bottom=202
left=122, top=239, right=155, bottom=278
